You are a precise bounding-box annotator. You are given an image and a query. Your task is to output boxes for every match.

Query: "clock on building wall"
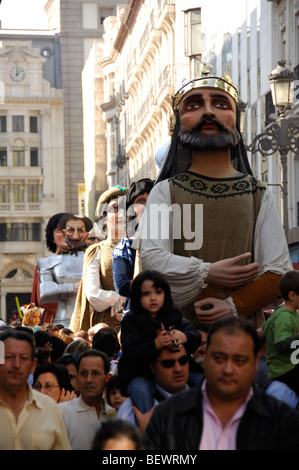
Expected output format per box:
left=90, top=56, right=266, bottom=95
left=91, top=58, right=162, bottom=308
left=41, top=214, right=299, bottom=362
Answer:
left=8, top=65, right=26, bottom=83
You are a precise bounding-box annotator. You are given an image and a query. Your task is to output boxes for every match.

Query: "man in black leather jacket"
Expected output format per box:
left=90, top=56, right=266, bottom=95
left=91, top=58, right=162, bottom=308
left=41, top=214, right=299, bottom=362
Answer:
left=144, top=317, right=299, bottom=450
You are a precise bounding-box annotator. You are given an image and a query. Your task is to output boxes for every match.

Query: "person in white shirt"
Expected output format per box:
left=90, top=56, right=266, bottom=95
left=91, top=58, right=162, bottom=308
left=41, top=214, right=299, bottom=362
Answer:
left=59, top=349, right=115, bottom=450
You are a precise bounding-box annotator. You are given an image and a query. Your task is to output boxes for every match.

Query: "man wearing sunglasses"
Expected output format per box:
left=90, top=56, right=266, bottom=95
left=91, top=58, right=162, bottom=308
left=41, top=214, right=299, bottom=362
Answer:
left=144, top=317, right=299, bottom=450
left=117, top=345, right=190, bottom=430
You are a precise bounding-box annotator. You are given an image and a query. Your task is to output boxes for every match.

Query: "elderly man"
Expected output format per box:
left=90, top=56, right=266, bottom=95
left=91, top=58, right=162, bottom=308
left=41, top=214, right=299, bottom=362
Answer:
left=144, top=317, right=299, bottom=450
left=0, top=328, right=70, bottom=450
left=140, top=70, right=291, bottom=327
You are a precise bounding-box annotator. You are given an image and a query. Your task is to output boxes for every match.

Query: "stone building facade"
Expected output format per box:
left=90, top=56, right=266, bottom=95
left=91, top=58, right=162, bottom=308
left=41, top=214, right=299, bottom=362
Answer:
left=0, top=36, right=64, bottom=320
left=99, top=0, right=299, bottom=257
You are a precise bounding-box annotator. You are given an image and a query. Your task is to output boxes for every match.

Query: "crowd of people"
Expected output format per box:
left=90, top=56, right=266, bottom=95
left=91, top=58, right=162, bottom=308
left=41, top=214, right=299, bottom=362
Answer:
left=1, top=69, right=299, bottom=451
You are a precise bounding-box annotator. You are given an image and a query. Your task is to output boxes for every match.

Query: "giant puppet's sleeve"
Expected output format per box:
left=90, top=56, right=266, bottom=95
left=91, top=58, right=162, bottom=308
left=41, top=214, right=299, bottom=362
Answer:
left=139, top=179, right=210, bottom=309
left=38, top=255, right=76, bottom=304
left=230, top=186, right=293, bottom=317
left=84, top=247, right=125, bottom=314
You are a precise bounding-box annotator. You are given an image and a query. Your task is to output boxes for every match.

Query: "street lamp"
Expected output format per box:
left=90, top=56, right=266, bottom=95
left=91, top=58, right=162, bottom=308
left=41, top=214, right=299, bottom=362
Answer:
left=241, top=60, right=299, bottom=240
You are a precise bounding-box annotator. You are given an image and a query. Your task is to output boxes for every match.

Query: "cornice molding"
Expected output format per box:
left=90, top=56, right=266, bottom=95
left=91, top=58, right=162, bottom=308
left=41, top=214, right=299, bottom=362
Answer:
left=114, top=0, right=144, bottom=53
left=4, top=97, right=63, bottom=106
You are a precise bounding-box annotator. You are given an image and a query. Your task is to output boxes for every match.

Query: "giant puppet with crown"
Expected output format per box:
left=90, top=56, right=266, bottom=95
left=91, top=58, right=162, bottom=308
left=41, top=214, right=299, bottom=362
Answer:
left=140, top=66, right=292, bottom=328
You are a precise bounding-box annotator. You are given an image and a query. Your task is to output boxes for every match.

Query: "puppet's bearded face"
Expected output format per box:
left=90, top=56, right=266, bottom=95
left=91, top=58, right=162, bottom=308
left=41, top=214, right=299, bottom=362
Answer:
left=178, top=88, right=240, bottom=150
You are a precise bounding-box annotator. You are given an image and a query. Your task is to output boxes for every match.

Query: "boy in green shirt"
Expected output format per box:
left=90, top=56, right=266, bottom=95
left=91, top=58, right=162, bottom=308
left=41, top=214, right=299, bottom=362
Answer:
left=263, top=270, right=299, bottom=395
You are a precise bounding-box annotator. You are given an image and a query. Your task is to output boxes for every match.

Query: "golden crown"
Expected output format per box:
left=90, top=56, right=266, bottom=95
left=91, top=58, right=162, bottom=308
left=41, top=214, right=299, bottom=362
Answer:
left=172, top=71, right=239, bottom=113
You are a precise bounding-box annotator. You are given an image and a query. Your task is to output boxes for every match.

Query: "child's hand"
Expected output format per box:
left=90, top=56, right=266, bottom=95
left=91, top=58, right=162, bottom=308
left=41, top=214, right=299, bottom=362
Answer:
left=154, top=330, right=172, bottom=349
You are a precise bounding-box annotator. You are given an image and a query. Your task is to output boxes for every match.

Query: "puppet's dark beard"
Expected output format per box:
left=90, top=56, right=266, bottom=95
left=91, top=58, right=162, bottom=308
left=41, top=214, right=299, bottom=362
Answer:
left=178, top=117, right=240, bottom=150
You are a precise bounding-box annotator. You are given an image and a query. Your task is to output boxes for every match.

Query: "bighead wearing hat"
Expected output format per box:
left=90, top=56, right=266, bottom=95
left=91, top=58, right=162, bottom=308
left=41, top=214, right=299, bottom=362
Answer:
left=95, top=185, right=128, bottom=219
left=126, top=178, right=154, bottom=209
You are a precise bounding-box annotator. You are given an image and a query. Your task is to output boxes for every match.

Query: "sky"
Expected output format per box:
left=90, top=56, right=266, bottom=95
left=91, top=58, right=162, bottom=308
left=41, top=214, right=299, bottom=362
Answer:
left=0, top=0, right=261, bottom=32
left=0, top=0, right=49, bottom=30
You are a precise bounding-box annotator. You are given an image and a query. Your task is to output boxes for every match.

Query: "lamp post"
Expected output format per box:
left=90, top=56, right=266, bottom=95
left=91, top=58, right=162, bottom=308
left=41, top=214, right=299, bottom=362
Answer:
left=242, top=60, right=299, bottom=240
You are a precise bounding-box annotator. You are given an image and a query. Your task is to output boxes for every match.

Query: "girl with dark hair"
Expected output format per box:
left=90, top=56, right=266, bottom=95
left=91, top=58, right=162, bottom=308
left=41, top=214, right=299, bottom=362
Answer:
left=92, top=419, right=142, bottom=450
left=106, top=374, right=127, bottom=411
left=118, top=270, right=202, bottom=414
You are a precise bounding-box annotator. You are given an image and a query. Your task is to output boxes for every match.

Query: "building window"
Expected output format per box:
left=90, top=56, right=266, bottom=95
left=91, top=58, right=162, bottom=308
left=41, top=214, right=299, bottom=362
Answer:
left=257, top=58, right=261, bottom=100
left=294, top=64, right=299, bottom=103
left=0, top=223, right=41, bottom=242
left=265, top=91, right=275, bottom=127
left=30, top=116, right=38, bottom=133
left=12, top=182, right=25, bottom=203
left=280, top=27, right=286, bottom=60
left=247, top=70, right=251, bottom=106
left=12, top=115, right=24, bottom=132
left=261, top=151, right=268, bottom=184
left=13, top=147, right=25, bottom=166
left=190, top=56, right=202, bottom=78
left=6, top=270, right=17, bottom=278
left=30, top=147, right=38, bottom=166
left=222, top=33, right=232, bottom=77
left=0, top=116, right=7, bottom=132
left=99, top=7, right=114, bottom=25
left=0, top=147, right=7, bottom=166
left=27, top=183, right=39, bottom=203
left=184, top=8, right=201, bottom=57
left=0, top=183, right=10, bottom=203
left=251, top=104, right=258, bottom=176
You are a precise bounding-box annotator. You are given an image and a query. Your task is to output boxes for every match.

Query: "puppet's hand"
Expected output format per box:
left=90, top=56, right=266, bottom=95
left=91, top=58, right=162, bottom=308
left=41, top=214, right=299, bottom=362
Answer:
left=194, top=298, right=234, bottom=324
left=206, top=252, right=260, bottom=288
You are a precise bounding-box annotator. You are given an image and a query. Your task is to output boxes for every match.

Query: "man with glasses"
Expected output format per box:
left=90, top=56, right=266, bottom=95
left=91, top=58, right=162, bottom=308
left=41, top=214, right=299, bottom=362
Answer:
left=0, top=329, right=70, bottom=450
left=117, top=345, right=190, bottom=431
left=59, top=349, right=115, bottom=450
left=144, top=317, right=299, bottom=450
